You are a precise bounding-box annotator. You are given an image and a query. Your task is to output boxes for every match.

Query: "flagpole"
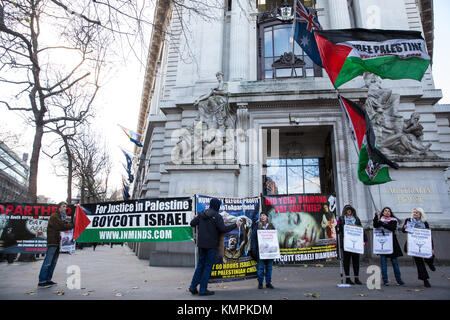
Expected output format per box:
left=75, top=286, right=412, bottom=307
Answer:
left=335, top=91, right=383, bottom=288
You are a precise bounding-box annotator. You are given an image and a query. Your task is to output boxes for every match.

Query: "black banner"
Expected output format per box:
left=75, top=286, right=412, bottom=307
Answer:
left=0, top=203, right=73, bottom=253
left=262, top=194, right=338, bottom=264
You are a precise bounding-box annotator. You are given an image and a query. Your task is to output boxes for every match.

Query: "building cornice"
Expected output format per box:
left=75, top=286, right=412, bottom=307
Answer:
left=136, top=0, right=173, bottom=146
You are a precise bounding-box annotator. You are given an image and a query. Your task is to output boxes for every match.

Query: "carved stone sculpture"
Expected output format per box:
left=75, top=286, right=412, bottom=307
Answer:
left=362, top=72, right=432, bottom=156
left=380, top=112, right=432, bottom=155
left=193, top=71, right=236, bottom=131
left=173, top=72, right=237, bottom=164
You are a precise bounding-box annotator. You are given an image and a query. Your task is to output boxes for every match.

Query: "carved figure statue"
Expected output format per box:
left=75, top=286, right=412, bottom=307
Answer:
left=378, top=113, right=432, bottom=155
left=362, top=73, right=432, bottom=156
left=363, top=72, right=402, bottom=139
left=173, top=72, right=237, bottom=164
left=194, top=72, right=236, bottom=131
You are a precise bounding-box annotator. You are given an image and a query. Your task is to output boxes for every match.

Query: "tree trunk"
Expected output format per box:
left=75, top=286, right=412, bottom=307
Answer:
left=64, top=137, right=73, bottom=204
left=28, top=124, right=44, bottom=202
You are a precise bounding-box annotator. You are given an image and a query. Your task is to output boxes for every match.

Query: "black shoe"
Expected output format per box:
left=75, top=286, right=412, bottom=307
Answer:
left=258, top=283, right=263, bottom=289
left=354, top=278, right=363, bottom=285
left=38, top=282, right=51, bottom=288
left=429, top=265, right=436, bottom=272
left=266, top=283, right=274, bottom=289
left=188, top=287, right=198, bottom=295
left=424, top=280, right=431, bottom=288
left=345, top=278, right=354, bottom=285
left=397, top=281, right=405, bottom=286
left=199, top=290, right=215, bottom=296
left=47, top=281, right=57, bottom=286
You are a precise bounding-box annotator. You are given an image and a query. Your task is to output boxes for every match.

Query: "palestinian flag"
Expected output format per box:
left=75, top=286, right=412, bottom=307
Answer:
left=73, top=205, right=91, bottom=240
left=314, top=28, right=431, bottom=88
left=338, top=96, right=399, bottom=185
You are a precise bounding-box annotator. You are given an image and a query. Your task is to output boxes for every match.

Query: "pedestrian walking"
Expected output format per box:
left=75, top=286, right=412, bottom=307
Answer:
left=37, top=201, right=74, bottom=288
left=402, top=207, right=436, bottom=287
left=250, top=212, right=276, bottom=289
left=188, top=198, right=241, bottom=296
left=373, top=207, right=405, bottom=286
left=336, top=204, right=365, bottom=285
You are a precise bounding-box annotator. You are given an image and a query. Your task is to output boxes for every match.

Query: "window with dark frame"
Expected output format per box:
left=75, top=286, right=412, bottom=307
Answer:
left=257, top=0, right=322, bottom=80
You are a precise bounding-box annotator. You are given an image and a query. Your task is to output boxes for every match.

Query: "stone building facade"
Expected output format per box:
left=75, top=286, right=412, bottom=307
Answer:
left=131, top=0, right=450, bottom=265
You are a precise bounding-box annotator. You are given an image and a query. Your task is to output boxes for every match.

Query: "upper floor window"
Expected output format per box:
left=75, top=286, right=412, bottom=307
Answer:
left=257, top=0, right=322, bottom=80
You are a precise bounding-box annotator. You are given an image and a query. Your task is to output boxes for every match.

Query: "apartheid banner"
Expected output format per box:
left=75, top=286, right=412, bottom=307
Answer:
left=196, top=195, right=260, bottom=282
left=372, top=228, right=393, bottom=255
left=74, top=198, right=194, bottom=243
left=0, top=203, right=74, bottom=254
left=407, top=228, right=432, bottom=258
left=257, top=230, right=280, bottom=260
left=262, top=194, right=338, bottom=264
left=343, top=225, right=364, bottom=254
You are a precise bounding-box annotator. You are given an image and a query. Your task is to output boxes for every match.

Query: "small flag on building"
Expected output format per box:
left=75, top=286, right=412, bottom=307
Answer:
left=119, top=124, right=143, bottom=147
left=123, top=183, right=130, bottom=200
left=338, top=95, right=399, bottom=185
left=122, top=149, right=133, bottom=172
left=293, top=0, right=323, bottom=67
left=314, top=28, right=431, bottom=88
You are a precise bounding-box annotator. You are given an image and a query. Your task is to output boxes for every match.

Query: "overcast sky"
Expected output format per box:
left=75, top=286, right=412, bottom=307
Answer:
left=1, top=0, right=449, bottom=203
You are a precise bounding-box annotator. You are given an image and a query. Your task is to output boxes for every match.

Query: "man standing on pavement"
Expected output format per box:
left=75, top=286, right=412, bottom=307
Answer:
left=189, top=198, right=241, bottom=296
left=38, top=201, right=74, bottom=288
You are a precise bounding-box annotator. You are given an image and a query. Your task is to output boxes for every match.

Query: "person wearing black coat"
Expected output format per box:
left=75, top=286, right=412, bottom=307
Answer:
left=336, top=204, right=365, bottom=285
left=401, top=207, right=436, bottom=288
left=188, top=198, right=241, bottom=296
left=250, top=212, right=276, bottom=289
left=373, top=207, right=405, bottom=286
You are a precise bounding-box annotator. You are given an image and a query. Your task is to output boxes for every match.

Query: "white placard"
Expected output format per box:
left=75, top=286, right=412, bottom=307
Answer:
left=60, top=230, right=76, bottom=252
left=407, top=228, right=432, bottom=258
left=257, top=229, right=280, bottom=260
left=372, top=228, right=393, bottom=255
left=343, top=225, right=364, bottom=254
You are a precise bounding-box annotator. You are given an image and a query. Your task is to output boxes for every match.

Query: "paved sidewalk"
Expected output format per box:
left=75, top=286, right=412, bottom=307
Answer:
left=1, top=245, right=449, bottom=300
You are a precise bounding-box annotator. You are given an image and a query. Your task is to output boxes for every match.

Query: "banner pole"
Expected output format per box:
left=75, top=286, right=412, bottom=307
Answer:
left=335, top=210, right=350, bottom=287
left=193, top=195, right=197, bottom=269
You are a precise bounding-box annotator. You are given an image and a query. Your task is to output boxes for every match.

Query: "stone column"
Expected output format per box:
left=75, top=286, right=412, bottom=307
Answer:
left=229, top=0, right=251, bottom=81
left=198, top=4, right=225, bottom=82
left=327, top=0, right=351, bottom=29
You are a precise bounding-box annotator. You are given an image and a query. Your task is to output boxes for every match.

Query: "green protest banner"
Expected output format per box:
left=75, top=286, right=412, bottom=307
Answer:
left=74, top=198, right=194, bottom=243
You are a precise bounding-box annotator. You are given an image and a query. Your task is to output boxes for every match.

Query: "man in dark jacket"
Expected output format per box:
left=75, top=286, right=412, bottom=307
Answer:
left=188, top=198, right=241, bottom=296
left=38, top=201, right=74, bottom=288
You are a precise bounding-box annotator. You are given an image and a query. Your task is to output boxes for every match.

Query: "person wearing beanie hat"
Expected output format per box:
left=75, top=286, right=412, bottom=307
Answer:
left=188, top=198, right=242, bottom=296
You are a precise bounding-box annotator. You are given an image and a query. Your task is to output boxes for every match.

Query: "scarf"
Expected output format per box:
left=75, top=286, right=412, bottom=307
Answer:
left=409, top=218, right=426, bottom=229
left=60, top=209, right=68, bottom=222
left=344, top=215, right=356, bottom=225
left=380, top=216, right=396, bottom=223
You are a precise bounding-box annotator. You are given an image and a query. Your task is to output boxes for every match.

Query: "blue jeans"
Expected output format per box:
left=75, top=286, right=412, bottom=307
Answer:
left=38, top=246, right=60, bottom=284
left=190, top=248, right=217, bottom=294
left=257, top=259, right=273, bottom=284
left=380, top=255, right=403, bottom=284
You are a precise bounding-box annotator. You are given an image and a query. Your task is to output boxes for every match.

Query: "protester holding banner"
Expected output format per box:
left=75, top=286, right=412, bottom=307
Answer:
left=373, top=207, right=405, bottom=286
left=336, top=205, right=365, bottom=285
left=250, top=212, right=276, bottom=289
left=402, top=207, right=435, bottom=288
left=189, top=198, right=241, bottom=296
left=38, top=202, right=74, bottom=288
